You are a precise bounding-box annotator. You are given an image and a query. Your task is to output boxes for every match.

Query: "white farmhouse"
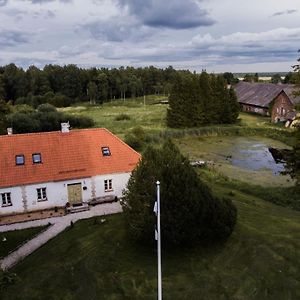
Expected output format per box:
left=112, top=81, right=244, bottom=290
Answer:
left=0, top=125, right=140, bottom=221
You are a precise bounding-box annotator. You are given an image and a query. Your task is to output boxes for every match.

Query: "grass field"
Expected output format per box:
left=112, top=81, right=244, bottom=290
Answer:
left=0, top=226, right=47, bottom=259
left=1, top=186, right=300, bottom=300
left=60, top=95, right=168, bottom=138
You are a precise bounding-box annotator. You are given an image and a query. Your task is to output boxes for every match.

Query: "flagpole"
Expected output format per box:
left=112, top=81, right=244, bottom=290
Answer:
left=156, top=180, right=162, bottom=300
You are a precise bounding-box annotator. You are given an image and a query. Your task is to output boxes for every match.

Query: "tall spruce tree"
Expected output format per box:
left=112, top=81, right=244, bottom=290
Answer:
left=167, top=72, right=239, bottom=127
left=122, top=140, right=237, bottom=247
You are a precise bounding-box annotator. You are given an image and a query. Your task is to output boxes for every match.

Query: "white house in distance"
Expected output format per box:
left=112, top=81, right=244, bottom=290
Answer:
left=0, top=124, right=141, bottom=222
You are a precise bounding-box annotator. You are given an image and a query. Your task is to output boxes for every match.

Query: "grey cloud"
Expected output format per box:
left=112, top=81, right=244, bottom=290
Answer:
left=100, top=27, right=300, bottom=66
left=81, top=19, right=154, bottom=42
left=0, top=30, right=31, bottom=47
left=24, top=0, right=71, bottom=4
left=272, top=9, right=297, bottom=17
left=118, top=0, right=215, bottom=29
left=0, top=0, right=8, bottom=6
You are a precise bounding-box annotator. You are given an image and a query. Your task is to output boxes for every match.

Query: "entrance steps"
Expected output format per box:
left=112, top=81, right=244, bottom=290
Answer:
left=66, top=203, right=90, bottom=214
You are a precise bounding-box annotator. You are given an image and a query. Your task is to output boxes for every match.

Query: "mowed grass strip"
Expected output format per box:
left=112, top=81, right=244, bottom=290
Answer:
left=0, top=226, right=48, bottom=259
left=2, top=189, right=300, bottom=300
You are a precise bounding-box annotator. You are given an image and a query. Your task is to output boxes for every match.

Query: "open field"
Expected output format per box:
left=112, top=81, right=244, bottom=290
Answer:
left=1, top=186, right=300, bottom=300
left=60, top=95, right=168, bottom=138
left=0, top=226, right=47, bottom=259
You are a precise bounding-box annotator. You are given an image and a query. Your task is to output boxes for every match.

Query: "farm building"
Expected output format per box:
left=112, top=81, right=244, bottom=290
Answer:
left=0, top=124, right=140, bottom=222
left=235, top=82, right=300, bottom=122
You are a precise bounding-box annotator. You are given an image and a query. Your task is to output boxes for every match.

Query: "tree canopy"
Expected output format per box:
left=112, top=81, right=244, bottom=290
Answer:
left=122, top=140, right=237, bottom=247
left=167, top=72, right=239, bottom=127
left=0, top=64, right=178, bottom=107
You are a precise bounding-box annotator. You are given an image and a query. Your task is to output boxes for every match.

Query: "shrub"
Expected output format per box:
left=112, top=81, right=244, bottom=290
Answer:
left=115, top=113, right=131, bottom=121
left=125, top=126, right=146, bottom=151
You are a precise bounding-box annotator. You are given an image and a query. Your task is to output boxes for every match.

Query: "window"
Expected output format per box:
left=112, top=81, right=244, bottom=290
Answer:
left=37, top=187, right=47, bottom=201
left=1, top=193, right=12, bottom=207
left=102, top=147, right=111, bottom=156
left=32, top=153, right=42, bottom=164
left=15, top=155, right=25, bottom=165
left=104, top=179, right=113, bottom=192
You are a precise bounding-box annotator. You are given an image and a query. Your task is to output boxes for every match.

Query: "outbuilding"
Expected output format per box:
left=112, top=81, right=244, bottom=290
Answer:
left=235, top=82, right=300, bottom=122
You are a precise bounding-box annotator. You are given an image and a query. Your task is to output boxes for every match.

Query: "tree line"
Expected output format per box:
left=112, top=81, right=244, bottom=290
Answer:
left=167, top=71, right=240, bottom=127
left=0, top=64, right=178, bottom=107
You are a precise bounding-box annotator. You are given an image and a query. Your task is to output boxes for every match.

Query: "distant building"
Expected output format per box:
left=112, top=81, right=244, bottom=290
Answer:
left=235, top=82, right=300, bottom=122
left=0, top=125, right=140, bottom=221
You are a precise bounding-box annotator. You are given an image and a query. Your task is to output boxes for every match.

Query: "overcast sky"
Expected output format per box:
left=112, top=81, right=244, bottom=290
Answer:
left=0, top=0, right=299, bottom=72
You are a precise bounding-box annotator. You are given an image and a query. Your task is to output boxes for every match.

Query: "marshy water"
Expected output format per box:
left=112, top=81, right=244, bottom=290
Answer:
left=230, top=140, right=286, bottom=175
left=177, top=136, right=294, bottom=186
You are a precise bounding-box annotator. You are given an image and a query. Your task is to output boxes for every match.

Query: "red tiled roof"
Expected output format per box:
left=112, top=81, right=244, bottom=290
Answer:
left=0, top=128, right=141, bottom=188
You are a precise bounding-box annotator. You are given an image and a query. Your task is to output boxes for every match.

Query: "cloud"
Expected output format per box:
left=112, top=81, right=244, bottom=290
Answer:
left=80, top=18, right=155, bottom=42
left=272, top=9, right=297, bottom=17
left=0, top=0, right=8, bottom=6
left=23, top=0, right=72, bottom=4
left=0, top=30, right=31, bottom=47
left=117, top=0, right=215, bottom=29
left=190, top=27, right=300, bottom=64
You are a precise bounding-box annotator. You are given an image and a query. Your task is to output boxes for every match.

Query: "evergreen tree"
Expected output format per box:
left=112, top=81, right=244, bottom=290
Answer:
left=0, top=100, right=11, bottom=134
left=0, top=75, right=5, bottom=100
left=167, top=72, right=239, bottom=128
left=122, top=140, right=237, bottom=247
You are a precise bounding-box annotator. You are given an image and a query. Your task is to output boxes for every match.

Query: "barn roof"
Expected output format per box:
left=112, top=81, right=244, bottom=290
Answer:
left=0, top=128, right=141, bottom=188
left=235, top=82, right=300, bottom=107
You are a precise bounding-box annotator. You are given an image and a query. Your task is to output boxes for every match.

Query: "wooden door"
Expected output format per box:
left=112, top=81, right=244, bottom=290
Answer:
left=67, top=183, right=82, bottom=205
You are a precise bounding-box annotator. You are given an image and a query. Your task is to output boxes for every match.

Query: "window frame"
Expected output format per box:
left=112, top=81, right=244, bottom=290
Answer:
left=1, top=192, right=12, bottom=207
left=15, top=154, right=25, bottom=166
left=37, top=187, right=47, bottom=202
left=101, top=147, right=111, bottom=157
left=104, top=179, right=113, bottom=192
left=32, top=153, right=42, bottom=164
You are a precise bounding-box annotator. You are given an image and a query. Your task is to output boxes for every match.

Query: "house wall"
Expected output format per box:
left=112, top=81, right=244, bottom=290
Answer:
left=0, top=172, right=130, bottom=216
left=271, top=92, right=294, bottom=122
left=240, top=104, right=269, bottom=115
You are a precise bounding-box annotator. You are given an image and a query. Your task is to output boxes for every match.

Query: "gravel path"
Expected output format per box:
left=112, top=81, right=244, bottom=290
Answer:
left=0, top=203, right=122, bottom=270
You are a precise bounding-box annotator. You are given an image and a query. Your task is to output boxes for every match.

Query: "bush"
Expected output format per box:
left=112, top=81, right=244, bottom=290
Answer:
left=125, top=126, right=146, bottom=151
left=115, top=113, right=131, bottom=121
left=63, top=114, right=95, bottom=129
left=122, top=140, right=237, bottom=247
left=37, top=103, right=57, bottom=113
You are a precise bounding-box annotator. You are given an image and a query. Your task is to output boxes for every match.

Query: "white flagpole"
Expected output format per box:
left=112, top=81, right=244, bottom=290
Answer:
left=156, top=180, right=162, bottom=300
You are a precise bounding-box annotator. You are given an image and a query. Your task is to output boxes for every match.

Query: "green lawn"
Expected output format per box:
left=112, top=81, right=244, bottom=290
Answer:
left=0, top=226, right=48, bottom=259
left=1, top=187, right=300, bottom=300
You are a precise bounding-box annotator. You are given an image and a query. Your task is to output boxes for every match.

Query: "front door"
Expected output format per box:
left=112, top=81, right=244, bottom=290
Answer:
left=67, top=183, right=83, bottom=205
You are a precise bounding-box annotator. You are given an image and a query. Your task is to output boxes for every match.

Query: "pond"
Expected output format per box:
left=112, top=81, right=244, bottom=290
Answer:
left=176, top=136, right=294, bottom=187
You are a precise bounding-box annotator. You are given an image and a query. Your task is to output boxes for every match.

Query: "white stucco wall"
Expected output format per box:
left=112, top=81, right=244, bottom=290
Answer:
left=0, top=172, right=131, bottom=216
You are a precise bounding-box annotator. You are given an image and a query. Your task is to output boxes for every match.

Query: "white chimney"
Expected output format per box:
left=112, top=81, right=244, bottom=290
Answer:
left=7, top=128, right=13, bottom=135
left=61, top=122, right=70, bottom=133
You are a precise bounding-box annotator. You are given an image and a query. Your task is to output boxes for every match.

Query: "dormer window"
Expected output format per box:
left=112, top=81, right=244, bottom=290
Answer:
left=102, top=147, right=111, bottom=156
left=16, top=155, right=25, bottom=165
left=32, top=153, right=42, bottom=164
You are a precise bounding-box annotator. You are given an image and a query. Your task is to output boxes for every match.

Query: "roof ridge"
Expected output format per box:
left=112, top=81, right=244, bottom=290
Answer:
left=0, top=127, right=106, bottom=138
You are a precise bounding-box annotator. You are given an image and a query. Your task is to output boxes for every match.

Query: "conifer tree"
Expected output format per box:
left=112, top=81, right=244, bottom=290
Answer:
left=122, top=140, right=237, bottom=247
